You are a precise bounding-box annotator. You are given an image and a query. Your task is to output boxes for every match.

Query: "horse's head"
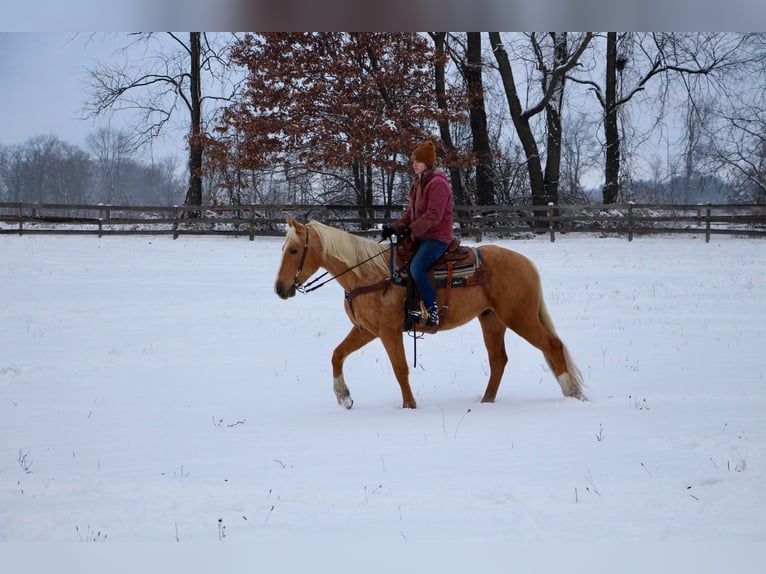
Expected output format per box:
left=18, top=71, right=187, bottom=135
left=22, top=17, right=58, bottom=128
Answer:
left=275, top=217, right=321, bottom=299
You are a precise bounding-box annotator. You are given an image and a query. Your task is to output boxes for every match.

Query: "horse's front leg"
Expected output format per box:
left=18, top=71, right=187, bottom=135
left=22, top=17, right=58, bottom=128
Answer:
left=331, top=326, right=376, bottom=409
left=378, top=330, right=416, bottom=409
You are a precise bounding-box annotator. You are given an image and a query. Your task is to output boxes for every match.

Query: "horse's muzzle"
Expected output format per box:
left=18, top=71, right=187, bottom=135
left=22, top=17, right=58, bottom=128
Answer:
left=275, top=281, right=297, bottom=300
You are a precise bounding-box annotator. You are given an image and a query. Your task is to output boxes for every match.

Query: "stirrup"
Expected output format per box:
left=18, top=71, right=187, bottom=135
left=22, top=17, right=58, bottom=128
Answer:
left=408, top=309, right=422, bottom=321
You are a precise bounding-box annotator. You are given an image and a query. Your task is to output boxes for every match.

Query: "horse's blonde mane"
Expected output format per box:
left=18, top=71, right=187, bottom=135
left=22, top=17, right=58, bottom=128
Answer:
left=306, top=220, right=390, bottom=278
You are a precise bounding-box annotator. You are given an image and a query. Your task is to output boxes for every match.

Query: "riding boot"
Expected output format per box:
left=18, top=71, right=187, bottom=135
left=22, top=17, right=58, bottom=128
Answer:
left=425, top=304, right=440, bottom=328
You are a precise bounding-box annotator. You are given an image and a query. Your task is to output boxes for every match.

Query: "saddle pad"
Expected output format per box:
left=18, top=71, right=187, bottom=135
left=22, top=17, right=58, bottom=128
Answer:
left=433, top=248, right=486, bottom=288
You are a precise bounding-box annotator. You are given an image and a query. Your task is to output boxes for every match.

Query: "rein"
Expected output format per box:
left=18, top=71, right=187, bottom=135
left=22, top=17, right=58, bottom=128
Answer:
left=294, top=229, right=422, bottom=369
left=296, top=230, right=392, bottom=294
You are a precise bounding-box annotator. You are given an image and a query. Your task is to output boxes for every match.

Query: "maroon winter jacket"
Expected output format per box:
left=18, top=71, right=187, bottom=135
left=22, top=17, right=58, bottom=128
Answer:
left=394, top=169, right=454, bottom=244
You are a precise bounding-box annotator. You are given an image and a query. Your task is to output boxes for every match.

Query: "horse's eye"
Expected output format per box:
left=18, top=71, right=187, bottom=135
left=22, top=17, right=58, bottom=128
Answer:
left=289, top=248, right=299, bottom=255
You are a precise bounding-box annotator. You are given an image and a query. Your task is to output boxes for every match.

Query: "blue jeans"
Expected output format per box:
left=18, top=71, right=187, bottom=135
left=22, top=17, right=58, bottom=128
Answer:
left=409, top=239, right=449, bottom=308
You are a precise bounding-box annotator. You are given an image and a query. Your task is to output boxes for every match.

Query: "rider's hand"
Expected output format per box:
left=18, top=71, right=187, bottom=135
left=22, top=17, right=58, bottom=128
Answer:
left=381, top=226, right=396, bottom=241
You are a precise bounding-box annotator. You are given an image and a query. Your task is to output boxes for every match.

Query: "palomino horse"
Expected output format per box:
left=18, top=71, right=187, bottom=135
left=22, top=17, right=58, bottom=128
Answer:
left=274, top=217, right=585, bottom=409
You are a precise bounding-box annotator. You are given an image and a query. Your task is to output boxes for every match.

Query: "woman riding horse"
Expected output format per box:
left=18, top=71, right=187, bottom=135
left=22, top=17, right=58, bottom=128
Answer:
left=381, top=140, right=453, bottom=330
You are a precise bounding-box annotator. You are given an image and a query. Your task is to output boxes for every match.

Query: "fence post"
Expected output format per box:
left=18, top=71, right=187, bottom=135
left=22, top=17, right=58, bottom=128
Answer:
left=547, top=203, right=555, bottom=242
left=249, top=205, right=256, bottom=241
left=173, top=206, right=180, bottom=240
left=17, top=202, right=23, bottom=236
left=97, top=203, right=110, bottom=238
left=470, top=208, right=482, bottom=242
left=628, top=202, right=634, bottom=242
left=705, top=203, right=712, bottom=243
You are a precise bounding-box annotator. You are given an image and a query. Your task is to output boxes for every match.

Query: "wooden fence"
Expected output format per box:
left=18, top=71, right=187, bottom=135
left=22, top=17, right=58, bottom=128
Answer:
left=2, top=201, right=765, bottom=242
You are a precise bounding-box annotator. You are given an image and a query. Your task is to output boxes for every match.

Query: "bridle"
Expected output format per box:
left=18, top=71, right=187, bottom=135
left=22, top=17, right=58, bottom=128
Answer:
left=292, top=224, right=392, bottom=295
left=292, top=225, right=311, bottom=292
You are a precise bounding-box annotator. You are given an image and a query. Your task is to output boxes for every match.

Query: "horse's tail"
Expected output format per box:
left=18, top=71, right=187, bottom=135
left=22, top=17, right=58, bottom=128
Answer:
left=539, top=295, right=586, bottom=400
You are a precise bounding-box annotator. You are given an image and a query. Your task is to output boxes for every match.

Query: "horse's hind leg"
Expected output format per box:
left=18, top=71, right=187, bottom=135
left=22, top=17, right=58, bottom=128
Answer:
left=478, top=310, right=508, bottom=403
left=331, top=327, right=376, bottom=409
left=509, top=315, right=585, bottom=400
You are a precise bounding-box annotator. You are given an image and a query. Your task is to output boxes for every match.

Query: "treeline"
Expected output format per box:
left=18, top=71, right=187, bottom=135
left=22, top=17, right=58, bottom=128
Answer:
left=205, top=33, right=766, bottom=208
left=0, top=132, right=185, bottom=206
left=0, top=132, right=739, bottom=207
left=8, top=33, right=766, bottom=208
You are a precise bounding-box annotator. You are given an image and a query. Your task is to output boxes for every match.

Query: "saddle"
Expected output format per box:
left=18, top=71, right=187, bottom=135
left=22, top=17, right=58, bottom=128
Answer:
left=393, top=237, right=487, bottom=331
left=396, top=237, right=465, bottom=269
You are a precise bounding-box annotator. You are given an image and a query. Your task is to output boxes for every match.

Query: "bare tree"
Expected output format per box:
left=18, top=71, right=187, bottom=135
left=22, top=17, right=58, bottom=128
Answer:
left=535, top=33, right=572, bottom=205
left=560, top=113, right=601, bottom=203
left=680, top=34, right=766, bottom=204
left=462, top=33, right=495, bottom=206
left=703, top=98, right=766, bottom=203
left=0, top=145, right=25, bottom=202
left=0, top=136, right=92, bottom=204
left=571, top=32, right=750, bottom=203
left=489, top=32, right=592, bottom=214
left=84, top=33, right=235, bottom=211
left=429, top=32, right=468, bottom=207
left=86, top=128, right=134, bottom=204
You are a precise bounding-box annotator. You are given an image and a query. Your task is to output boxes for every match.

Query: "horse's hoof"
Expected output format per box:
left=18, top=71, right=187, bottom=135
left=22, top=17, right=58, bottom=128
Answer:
left=340, top=397, right=354, bottom=409
left=402, top=401, right=417, bottom=409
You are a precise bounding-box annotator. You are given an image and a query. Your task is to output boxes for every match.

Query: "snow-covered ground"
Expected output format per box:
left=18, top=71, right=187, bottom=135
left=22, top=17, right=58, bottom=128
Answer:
left=1, top=233, right=764, bottom=570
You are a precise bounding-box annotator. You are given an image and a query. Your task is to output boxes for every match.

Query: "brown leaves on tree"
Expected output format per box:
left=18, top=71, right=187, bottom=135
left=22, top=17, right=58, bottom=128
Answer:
left=210, top=33, right=461, bottom=188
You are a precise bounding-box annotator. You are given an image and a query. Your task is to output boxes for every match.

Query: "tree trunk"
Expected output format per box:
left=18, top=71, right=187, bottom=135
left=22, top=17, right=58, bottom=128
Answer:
left=544, top=33, right=567, bottom=205
left=185, top=32, right=204, bottom=213
left=488, top=33, right=547, bottom=214
left=383, top=164, right=395, bottom=220
left=352, top=158, right=362, bottom=213
left=603, top=32, right=620, bottom=204
left=365, top=162, right=374, bottom=227
left=352, top=159, right=374, bottom=226
left=431, top=33, right=467, bottom=207
left=464, top=33, right=495, bottom=206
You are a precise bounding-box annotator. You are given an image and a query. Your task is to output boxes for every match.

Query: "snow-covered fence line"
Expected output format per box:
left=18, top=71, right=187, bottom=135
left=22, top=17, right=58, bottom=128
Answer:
left=0, top=202, right=325, bottom=240
left=456, top=202, right=766, bottom=242
left=1, top=201, right=765, bottom=241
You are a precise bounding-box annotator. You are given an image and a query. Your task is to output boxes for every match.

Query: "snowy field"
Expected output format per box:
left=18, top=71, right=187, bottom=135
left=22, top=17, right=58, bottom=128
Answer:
left=1, top=232, right=765, bottom=571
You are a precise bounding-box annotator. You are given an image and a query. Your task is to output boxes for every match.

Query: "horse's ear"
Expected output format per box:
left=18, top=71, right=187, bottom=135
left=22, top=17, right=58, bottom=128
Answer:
left=284, top=216, right=307, bottom=232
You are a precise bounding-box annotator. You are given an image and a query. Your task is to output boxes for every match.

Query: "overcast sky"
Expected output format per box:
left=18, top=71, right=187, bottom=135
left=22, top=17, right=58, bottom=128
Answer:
left=0, top=33, right=185, bottom=161
left=1, top=34, right=94, bottom=145
left=4, top=1, right=766, bottom=32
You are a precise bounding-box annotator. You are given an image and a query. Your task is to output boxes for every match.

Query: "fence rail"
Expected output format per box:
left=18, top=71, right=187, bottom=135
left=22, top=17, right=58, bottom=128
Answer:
left=2, top=201, right=765, bottom=242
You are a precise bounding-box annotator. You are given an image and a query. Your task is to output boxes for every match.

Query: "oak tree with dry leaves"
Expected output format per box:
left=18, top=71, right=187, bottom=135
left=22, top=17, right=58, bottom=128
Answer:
left=209, top=33, right=466, bottom=214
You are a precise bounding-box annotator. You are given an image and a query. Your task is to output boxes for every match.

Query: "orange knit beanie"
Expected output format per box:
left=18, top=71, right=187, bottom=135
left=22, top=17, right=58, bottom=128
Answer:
left=411, top=141, right=436, bottom=168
